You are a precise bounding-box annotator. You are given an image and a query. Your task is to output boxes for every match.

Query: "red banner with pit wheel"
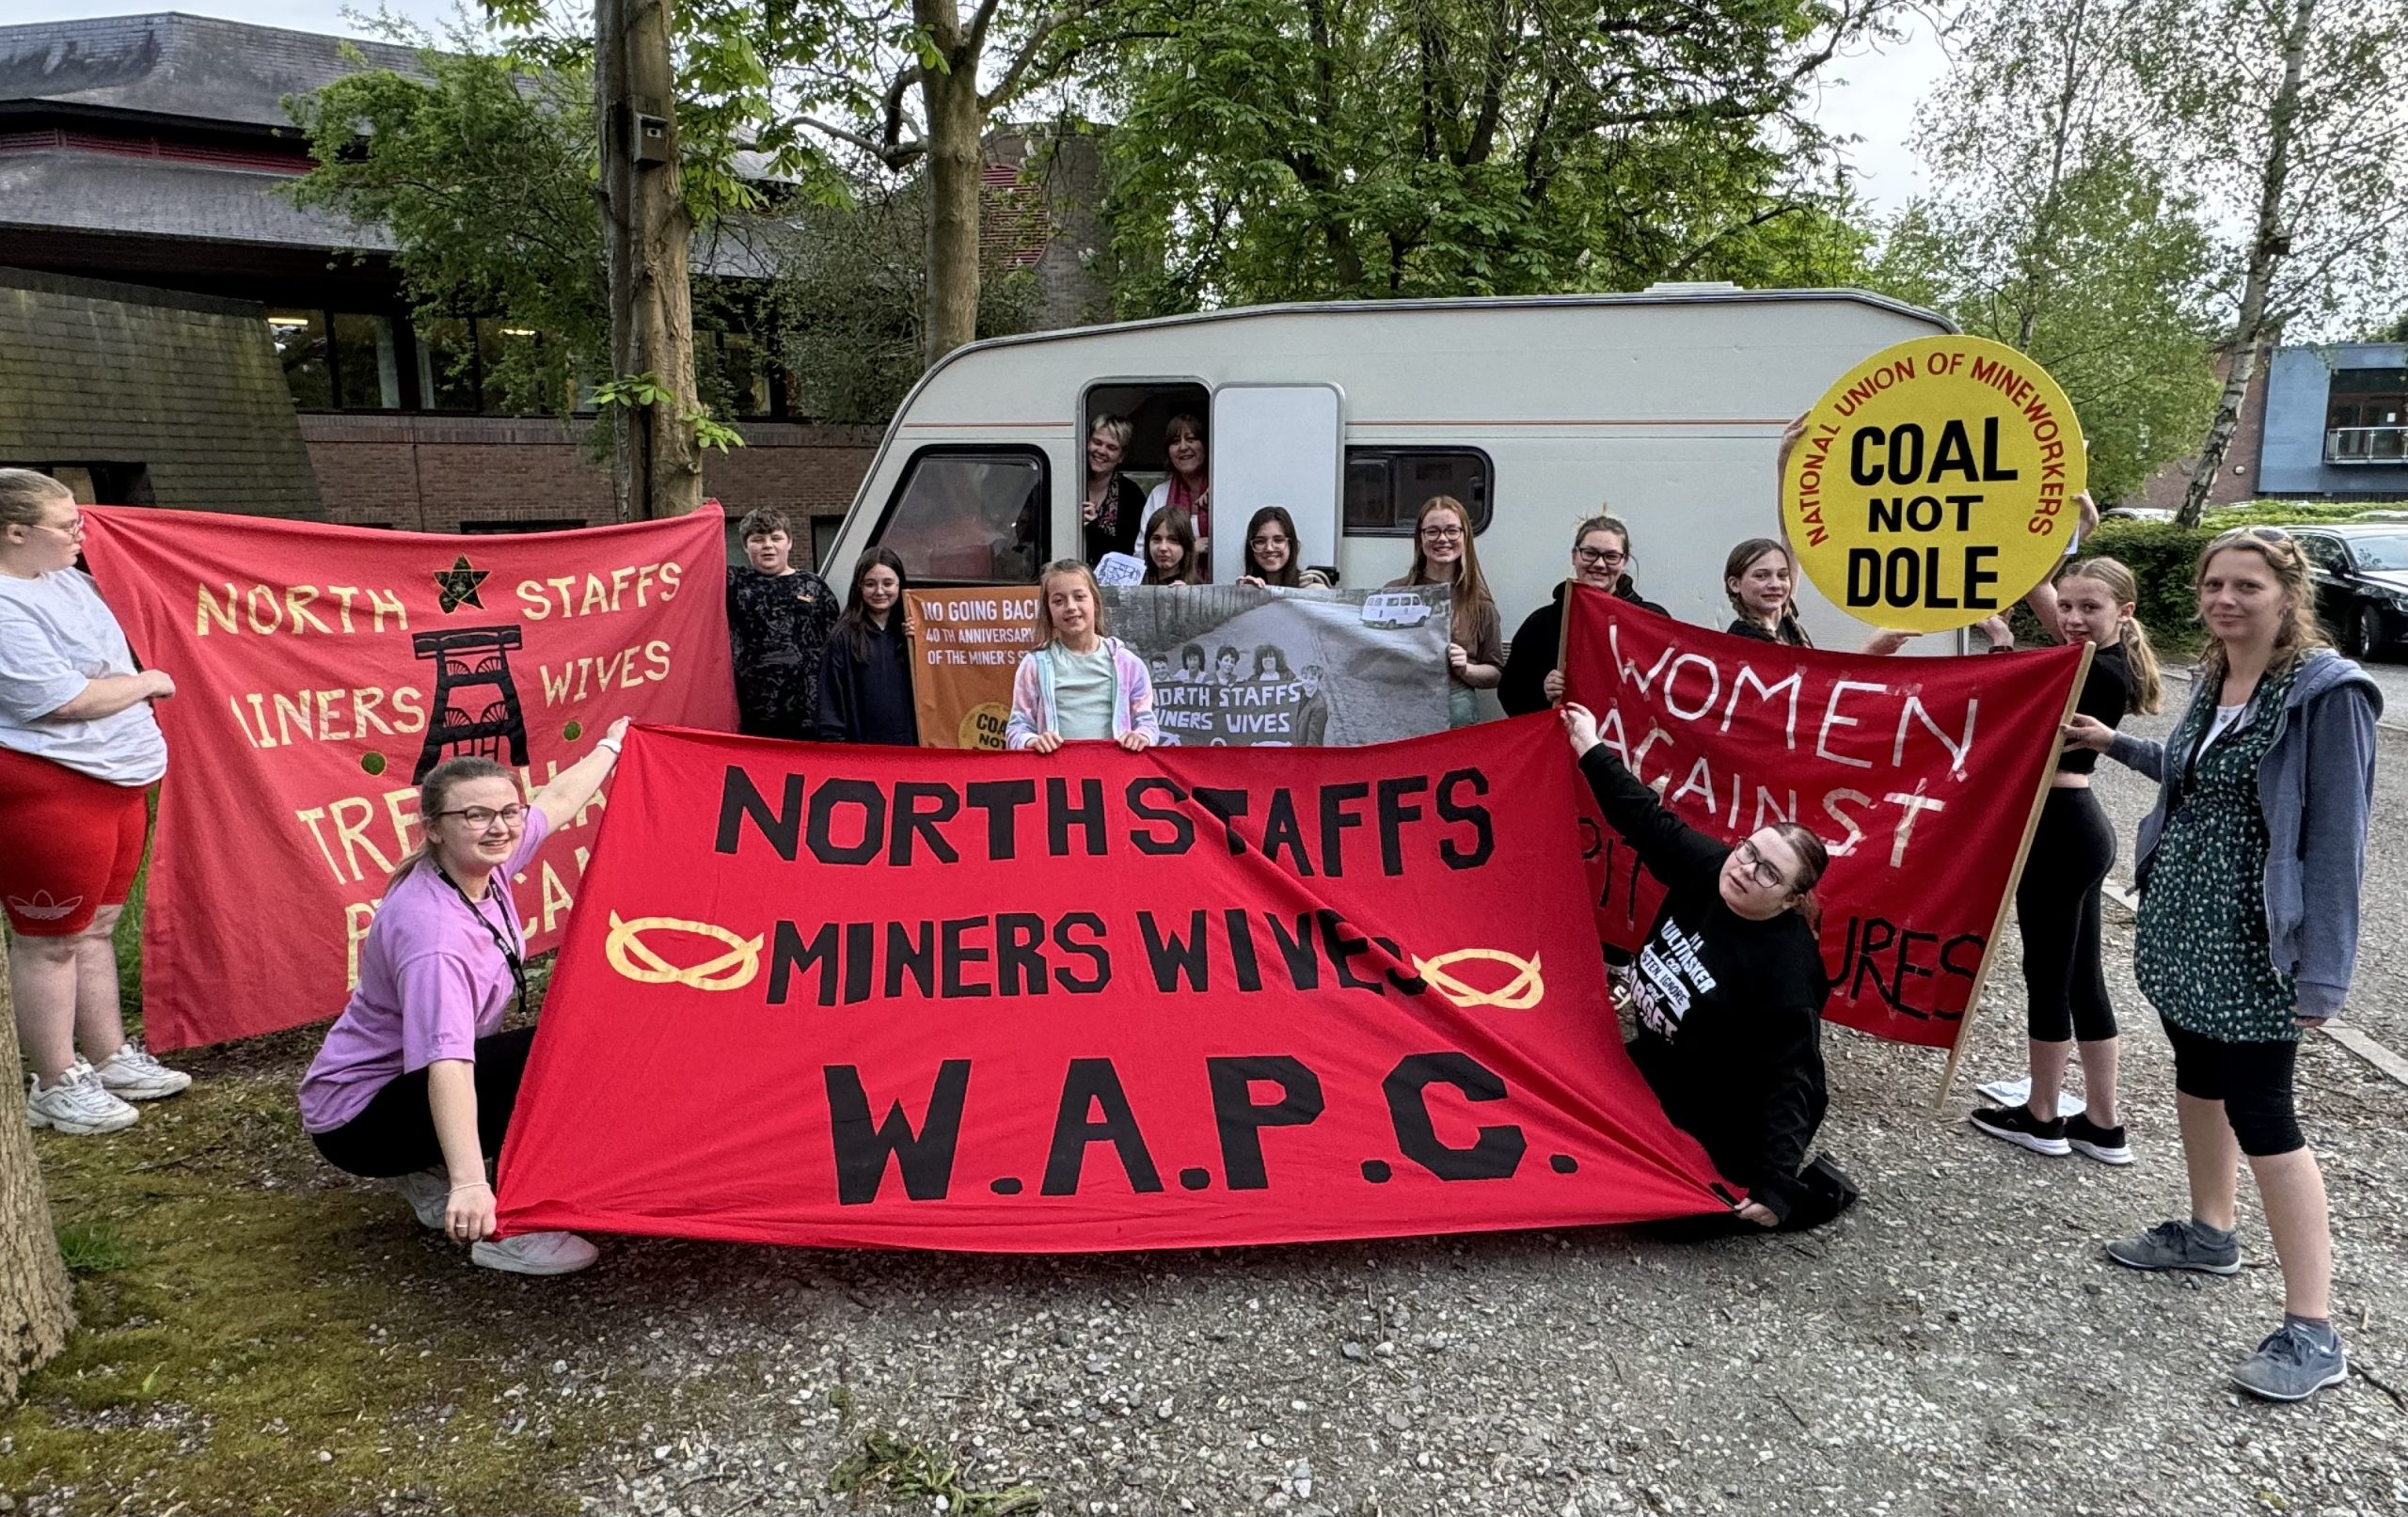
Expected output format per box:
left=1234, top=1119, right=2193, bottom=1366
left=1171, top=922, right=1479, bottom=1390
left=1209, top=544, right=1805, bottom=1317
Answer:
left=78, top=506, right=736, bottom=1050
left=495, top=718, right=1734, bottom=1250
left=1562, top=589, right=2085, bottom=1050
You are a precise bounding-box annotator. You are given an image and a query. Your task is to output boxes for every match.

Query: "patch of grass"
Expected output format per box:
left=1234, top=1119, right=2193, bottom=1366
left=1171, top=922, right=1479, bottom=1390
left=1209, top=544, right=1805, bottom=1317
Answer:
left=53, top=1220, right=139, bottom=1275
left=1, top=1063, right=633, bottom=1514
left=829, top=1430, right=1045, bottom=1516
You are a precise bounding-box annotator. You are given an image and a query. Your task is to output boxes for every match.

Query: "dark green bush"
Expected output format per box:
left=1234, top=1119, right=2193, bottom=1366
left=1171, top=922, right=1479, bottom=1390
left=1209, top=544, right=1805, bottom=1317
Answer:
left=2078, top=519, right=2216, bottom=646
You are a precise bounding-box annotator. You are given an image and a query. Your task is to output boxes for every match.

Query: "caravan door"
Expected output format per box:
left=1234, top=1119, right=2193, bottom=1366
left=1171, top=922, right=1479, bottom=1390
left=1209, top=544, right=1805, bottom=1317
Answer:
left=1210, top=384, right=1342, bottom=584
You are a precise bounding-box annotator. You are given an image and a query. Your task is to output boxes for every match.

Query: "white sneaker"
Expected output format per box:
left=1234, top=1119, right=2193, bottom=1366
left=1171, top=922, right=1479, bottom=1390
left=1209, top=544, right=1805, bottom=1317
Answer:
left=393, top=1167, right=452, bottom=1229
left=26, top=1063, right=140, bottom=1135
left=92, top=1039, right=192, bottom=1100
left=470, top=1230, right=599, bottom=1275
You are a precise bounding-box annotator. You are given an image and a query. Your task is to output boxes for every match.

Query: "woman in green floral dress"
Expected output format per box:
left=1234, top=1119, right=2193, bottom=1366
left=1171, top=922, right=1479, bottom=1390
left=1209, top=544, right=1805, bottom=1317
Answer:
left=2066, top=527, right=2378, bottom=1403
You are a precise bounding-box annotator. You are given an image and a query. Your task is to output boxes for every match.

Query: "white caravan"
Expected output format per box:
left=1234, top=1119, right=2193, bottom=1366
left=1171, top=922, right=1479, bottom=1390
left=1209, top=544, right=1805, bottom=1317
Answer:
left=816, top=285, right=1958, bottom=688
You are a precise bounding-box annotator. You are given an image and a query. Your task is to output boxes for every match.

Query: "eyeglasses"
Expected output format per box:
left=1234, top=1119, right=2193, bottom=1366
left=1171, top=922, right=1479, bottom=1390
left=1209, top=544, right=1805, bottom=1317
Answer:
left=433, top=804, right=528, bottom=831
left=2209, top=525, right=2296, bottom=553
left=1248, top=534, right=1289, bottom=549
left=37, top=514, right=85, bottom=536
left=1419, top=525, right=1465, bottom=540
left=1574, top=546, right=1627, bottom=567
left=1735, top=839, right=1785, bottom=891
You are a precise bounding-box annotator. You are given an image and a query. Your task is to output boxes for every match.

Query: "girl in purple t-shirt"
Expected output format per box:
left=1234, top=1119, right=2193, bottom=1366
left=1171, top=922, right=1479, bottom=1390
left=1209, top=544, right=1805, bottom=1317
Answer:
left=299, top=719, right=626, bottom=1275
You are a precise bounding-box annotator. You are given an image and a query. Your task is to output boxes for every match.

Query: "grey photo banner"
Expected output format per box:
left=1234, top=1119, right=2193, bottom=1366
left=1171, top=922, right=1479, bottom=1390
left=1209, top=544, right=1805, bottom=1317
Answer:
left=1099, top=583, right=1452, bottom=747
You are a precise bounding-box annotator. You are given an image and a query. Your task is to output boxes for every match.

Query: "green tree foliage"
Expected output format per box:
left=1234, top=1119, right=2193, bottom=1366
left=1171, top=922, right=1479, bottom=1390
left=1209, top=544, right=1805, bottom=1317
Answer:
left=1081, top=0, right=1904, bottom=312
left=1875, top=149, right=2223, bottom=504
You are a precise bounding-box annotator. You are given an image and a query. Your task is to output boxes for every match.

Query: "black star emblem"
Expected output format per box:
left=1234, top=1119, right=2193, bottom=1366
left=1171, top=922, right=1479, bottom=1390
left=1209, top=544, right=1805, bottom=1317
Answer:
left=433, top=555, right=489, bottom=613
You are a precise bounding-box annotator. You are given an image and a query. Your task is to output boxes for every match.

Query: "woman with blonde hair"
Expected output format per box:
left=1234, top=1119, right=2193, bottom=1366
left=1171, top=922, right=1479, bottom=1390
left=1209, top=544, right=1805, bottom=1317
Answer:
left=2067, top=527, right=2377, bottom=1401
left=1006, top=561, right=1161, bottom=753
left=1386, top=496, right=1500, bottom=726
left=1972, top=556, right=2163, bottom=1166
left=1081, top=415, right=1145, bottom=563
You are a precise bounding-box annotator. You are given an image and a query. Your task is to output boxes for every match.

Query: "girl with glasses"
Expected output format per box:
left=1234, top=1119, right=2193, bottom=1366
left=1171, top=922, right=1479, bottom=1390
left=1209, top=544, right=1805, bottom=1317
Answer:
left=1557, top=700, right=1853, bottom=1234
left=2064, top=527, right=2377, bottom=1401
left=1386, top=497, right=1500, bottom=727
left=299, top=719, right=630, bottom=1275
left=0, top=470, right=190, bottom=1134
left=1236, top=505, right=1333, bottom=589
left=1500, top=513, right=1665, bottom=717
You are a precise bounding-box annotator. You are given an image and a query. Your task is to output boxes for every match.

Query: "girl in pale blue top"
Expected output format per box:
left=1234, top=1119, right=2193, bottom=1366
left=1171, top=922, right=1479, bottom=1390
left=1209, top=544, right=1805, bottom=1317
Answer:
left=1005, top=561, right=1161, bottom=752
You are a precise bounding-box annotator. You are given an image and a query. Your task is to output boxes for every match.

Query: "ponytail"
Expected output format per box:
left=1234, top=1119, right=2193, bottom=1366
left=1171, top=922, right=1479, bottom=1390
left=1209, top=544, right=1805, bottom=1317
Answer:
left=1771, top=821, right=1830, bottom=932
left=2061, top=556, right=2162, bottom=714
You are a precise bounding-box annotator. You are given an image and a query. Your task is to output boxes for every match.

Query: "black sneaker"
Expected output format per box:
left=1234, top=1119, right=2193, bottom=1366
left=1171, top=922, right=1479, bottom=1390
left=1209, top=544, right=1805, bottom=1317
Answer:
left=1968, top=1102, right=2070, bottom=1156
left=2066, top=1112, right=2132, bottom=1166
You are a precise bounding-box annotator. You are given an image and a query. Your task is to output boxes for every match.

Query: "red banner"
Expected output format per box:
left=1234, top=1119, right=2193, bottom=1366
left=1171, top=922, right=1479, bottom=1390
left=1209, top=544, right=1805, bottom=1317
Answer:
left=497, top=718, right=1732, bottom=1251
left=78, top=506, right=737, bottom=1050
left=1563, top=590, right=2083, bottom=1050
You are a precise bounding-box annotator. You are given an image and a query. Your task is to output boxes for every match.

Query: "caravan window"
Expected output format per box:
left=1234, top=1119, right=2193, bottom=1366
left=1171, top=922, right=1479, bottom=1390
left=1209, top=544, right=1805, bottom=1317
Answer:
left=870, top=447, right=1049, bottom=585
left=1343, top=448, right=1492, bottom=536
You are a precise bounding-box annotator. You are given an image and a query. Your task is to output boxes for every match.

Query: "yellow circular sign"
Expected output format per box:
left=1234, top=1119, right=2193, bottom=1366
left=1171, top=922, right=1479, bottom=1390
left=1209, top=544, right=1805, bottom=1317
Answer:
left=1782, top=335, right=2086, bottom=634
left=957, top=701, right=1012, bottom=751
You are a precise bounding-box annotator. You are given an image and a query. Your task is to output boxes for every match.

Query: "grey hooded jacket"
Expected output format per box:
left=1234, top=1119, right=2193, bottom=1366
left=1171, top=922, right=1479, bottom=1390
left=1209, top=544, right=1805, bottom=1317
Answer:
left=2107, top=648, right=2380, bottom=1019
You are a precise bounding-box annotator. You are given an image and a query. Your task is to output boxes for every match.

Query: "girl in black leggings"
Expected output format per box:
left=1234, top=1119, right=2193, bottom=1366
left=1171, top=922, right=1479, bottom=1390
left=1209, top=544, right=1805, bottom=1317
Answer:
left=1972, top=558, right=2162, bottom=1162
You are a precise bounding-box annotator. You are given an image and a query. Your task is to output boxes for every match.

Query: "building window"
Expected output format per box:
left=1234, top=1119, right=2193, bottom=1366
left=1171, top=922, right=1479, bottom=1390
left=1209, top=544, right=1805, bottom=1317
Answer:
left=2326, top=368, right=2407, bottom=465
left=331, top=313, right=403, bottom=410
left=268, top=309, right=332, bottom=408
left=6, top=463, right=153, bottom=505
left=416, top=316, right=482, bottom=412
left=704, top=330, right=775, bottom=419
left=1343, top=448, right=1492, bottom=535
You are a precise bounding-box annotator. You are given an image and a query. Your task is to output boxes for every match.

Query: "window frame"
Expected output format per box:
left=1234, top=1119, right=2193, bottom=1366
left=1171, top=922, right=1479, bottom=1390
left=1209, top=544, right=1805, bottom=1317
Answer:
left=1340, top=445, right=1496, bottom=538
left=863, top=443, right=1053, bottom=588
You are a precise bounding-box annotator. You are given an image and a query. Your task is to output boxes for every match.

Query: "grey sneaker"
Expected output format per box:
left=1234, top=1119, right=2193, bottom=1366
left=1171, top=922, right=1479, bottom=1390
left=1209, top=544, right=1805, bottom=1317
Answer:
left=92, top=1039, right=192, bottom=1100
left=470, top=1231, right=599, bottom=1276
left=26, top=1063, right=140, bottom=1135
left=2105, top=1218, right=2242, bottom=1276
left=392, top=1168, right=451, bottom=1230
left=2230, top=1321, right=2348, bottom=1402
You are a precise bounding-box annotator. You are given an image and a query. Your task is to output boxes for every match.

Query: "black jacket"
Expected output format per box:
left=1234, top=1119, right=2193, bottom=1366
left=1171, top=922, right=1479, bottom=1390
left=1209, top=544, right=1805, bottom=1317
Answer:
left=1499, top=577, right=1666, bottom=717
left=1082, top=475, right=1148, bottom=564
left=1578, top=745, right=1829, bottom=1221
left=815, top=617, right=919, bottom=746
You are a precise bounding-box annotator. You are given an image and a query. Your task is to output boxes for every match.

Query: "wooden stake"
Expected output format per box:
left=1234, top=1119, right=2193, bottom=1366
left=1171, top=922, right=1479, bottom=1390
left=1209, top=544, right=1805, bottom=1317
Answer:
left=1932, top=640, right=2095, bottom=1114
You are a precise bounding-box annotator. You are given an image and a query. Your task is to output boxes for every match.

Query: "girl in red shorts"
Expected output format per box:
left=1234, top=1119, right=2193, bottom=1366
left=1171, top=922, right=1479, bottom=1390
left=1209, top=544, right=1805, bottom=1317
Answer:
left=0, top=469, right=189, bottom=1134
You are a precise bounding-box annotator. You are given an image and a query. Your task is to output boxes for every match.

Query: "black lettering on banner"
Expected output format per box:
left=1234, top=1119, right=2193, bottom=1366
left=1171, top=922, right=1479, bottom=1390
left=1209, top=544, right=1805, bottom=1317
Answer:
left=1054, top=911, right=1112, bottom=993
left=1832, top=914, right=1982, bottom=1018
left=1374, top=776, right=1426, bottom=877
left=716, top=767, right=802, bottom=859
left=1317, top=909, right=1384, bottom=994
left=1320, top=781, right=1370, bottom=877
left=941, top=916, right=992, bottom=997
left=1383, top=1052, right=1526, bottom=1180
left=1125, top=777, right=1195, bottom=855
left=997, top=912, right=1049, bottom=995
left=1047, top=776, right=1107, bottom=857
left=844, top=921, right=875, bottom=1003
left=825, top=1060, right=972, bottom=1205
left=1434, top=768, right=1494, bottom=868
left=886, top=920, right=935, bottom=998
left=1137, top=909, right=1210, bottom=992
left=808, top=778, right=885, bottom=865
left=1260, top=788, right=1314, bottom=876
left=1193, top=787, right=1251, bottom=854
left=1264, top=911, right=1320, bottom=989
left=1206, top=1055, right=1327, bottom=1190
left=768, top=920, right=839, bottom=1006
left=965, top=779, right=1036, bottom=860
left=892, top=782, right=961, bottom=865
left=1222, top=908, right=1263, bottom=992
left=1041, top=1058, right=1164, bottom=1195
left=1371, top=935, right=1429, bottom=996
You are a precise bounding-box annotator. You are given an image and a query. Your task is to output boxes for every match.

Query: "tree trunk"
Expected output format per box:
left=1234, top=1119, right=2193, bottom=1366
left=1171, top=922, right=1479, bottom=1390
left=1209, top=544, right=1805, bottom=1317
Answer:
left=2178, top=0, right=2312, bottom=527
left=918, top=0, right=985, bottom=369
left=597, top=0, right=705, bottom=519
left=0, top=966, right=73, bottom=1402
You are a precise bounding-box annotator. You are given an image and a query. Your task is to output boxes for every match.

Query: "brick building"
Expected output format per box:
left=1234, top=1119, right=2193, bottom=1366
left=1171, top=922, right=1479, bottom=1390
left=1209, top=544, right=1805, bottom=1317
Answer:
left=0, top=11, right=882, bottom=554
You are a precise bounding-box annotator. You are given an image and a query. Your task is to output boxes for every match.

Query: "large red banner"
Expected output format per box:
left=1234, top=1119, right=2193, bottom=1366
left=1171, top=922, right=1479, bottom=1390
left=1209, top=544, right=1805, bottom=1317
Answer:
left=498, top=719, right=1732, bottom=1251
left=78, top=506, right=737, bottom=1050
left=1563, top=590, right=2083, bottom=1050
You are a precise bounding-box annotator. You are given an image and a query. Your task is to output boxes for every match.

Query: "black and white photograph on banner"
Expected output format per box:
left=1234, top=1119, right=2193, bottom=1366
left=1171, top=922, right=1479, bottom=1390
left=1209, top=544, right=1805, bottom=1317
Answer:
left=1099, top=583, right=1452, bottom=746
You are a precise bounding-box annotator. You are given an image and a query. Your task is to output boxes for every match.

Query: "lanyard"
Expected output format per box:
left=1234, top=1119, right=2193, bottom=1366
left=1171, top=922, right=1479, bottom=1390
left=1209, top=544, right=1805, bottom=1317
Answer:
left=435, top=865, right=527, bottom=1021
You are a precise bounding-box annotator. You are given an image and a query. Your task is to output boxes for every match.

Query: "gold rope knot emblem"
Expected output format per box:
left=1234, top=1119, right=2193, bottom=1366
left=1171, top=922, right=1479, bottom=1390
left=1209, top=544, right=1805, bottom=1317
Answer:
left=1411, top=948, right=1545, bottom=1010
left=603, top=911, right=764, bottom=992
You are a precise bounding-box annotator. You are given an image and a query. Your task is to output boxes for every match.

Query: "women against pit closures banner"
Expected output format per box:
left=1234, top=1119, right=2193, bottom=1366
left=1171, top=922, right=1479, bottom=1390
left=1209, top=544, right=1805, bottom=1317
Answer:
left=79, top=506, right=737, bottom=1050
left=495, top=719, right=1735, bottom=1250
left=1563, top=590, right=2085, bottom=1050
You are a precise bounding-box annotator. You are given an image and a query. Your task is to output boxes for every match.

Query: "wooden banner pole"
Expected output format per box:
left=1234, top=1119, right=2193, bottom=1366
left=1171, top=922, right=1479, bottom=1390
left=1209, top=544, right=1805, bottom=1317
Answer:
left=1931, top=640, right=2096, bottom=1114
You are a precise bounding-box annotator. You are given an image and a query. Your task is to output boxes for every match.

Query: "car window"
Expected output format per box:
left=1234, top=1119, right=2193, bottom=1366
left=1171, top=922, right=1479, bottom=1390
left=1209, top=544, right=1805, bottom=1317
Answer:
left=2348, top=535, right=2408, bottom=573
left=871, top=448, right=1048, bottom=584
left=2296, top=534, right=2347, bottom=575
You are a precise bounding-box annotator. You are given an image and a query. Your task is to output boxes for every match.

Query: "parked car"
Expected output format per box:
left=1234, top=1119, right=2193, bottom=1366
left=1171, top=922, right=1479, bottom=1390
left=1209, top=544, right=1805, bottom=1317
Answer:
left=2288, top=523, right=2408, bottom=657
left=2099, top=505, right=2175, bottom=523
